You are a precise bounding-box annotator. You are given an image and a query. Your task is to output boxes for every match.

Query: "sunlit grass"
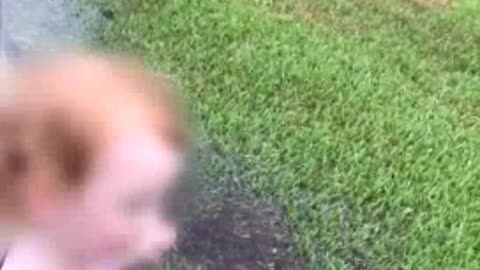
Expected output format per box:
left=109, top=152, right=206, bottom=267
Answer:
left=92, top=0, right=480, bottom=268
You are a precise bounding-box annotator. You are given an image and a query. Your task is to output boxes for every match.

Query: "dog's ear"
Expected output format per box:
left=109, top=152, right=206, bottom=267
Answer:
left=40, top=111, right=92, bottom=188
left=0, top=108, right=28, bottom=221
left=0, top=112, right=25, bottom=175
left=10, top=108, right=95, bottom=225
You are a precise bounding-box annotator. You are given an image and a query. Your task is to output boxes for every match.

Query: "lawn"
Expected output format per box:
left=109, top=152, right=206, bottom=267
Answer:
left=90, top=0, right=480, bottom=269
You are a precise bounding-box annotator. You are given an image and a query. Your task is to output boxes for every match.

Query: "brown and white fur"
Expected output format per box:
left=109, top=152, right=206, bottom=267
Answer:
left=0, top=50, right=190, bottom=270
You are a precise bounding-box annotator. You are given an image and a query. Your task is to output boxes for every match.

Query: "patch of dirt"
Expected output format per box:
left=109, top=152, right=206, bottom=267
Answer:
left=169, top=191, right=306, bottom=270
left=143, top=141, right=308, bottom=270
left=132, top=190, right=308, bottom=270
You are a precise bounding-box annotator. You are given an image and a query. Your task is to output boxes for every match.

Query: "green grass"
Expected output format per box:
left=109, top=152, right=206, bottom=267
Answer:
left=92, top=0, right=480, bottom=269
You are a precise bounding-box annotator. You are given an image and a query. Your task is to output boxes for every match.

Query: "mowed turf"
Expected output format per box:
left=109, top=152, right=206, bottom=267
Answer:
left=92, top=0, right=480, bottom=269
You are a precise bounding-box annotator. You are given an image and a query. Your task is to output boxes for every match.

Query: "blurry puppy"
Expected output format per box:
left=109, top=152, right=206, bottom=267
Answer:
left=0, top=51, right=190, bottom=270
